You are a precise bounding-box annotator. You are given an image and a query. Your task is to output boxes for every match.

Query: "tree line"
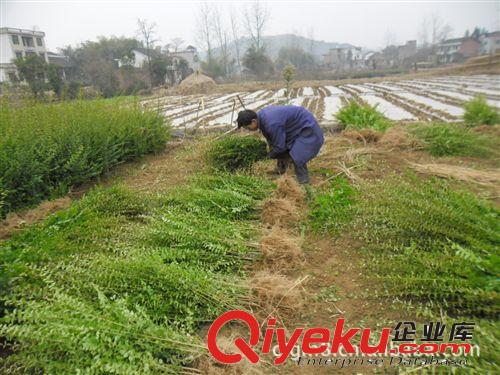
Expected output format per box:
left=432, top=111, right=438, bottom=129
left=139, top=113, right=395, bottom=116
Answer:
left=195, top=2, right=318, bottom=80
left=12, top=19, right=193, bottom=99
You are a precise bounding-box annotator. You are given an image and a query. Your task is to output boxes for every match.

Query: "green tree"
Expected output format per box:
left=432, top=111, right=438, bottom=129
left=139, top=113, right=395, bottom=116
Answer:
left=82, top=60, right=119, bottom=98
left=201, top=58, right=224, bottom=78
left=281, top=64, right=295, bottom=101
left=59, top=36, right=141, bottom=96
left=150, top=57, right=168, bottom=86
left=276, top=46, right=315, bottom=72
left=117, top=66, right=150, bottom=94
left=47, top=64, right=64, bottom=98
left=242, top=45, right=274, bottom=78
left=65, top=81, right=81, bottom=99
left=14, top=55, right=47, bottom=98
left=177, top=58, right=192, bottom=80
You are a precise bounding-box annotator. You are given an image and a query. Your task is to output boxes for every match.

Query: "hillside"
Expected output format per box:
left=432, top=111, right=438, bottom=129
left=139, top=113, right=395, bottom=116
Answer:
left=211, top=33, right=367, bottom=61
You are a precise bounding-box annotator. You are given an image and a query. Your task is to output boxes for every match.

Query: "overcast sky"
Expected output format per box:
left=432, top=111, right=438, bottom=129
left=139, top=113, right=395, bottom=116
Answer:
left=2, top=0, right=499, bottom=52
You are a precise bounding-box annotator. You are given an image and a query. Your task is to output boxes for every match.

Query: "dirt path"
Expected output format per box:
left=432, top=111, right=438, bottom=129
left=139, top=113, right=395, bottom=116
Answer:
left=3, top=128, right=497, bottom=373
left=0, top=138, right=208, bottom=240
left=200, top=142, right=405, bottom=374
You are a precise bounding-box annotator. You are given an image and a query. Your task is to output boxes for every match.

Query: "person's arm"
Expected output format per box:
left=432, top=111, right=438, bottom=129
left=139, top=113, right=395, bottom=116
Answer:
left=266, top=121, right=287, bottom=159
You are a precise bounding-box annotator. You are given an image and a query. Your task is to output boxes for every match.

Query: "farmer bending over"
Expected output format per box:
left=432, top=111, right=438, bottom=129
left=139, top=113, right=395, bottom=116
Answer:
left=237, top=105, right=324, bottom=184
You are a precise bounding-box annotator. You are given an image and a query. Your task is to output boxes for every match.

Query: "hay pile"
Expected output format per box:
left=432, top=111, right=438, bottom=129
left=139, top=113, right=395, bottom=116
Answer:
left=342, top=129, right=381, bottom=144
left=249, top=270, right=303, bottom=310
left=408, top=162, right=500, bottom=187
left=379, top=127, right=423, bottom=150
left=198, top=336, right=262, bottom=374
left=260, top=225, right=302, bottom=263
left=252, top=175, right=306, bottom=314
left=274, top=175, right=306, bottom=206
left=261, top=175, right=305, bottom=228
left=178, top=71, right=216, bottom=95
left=261, top=198, right=300, bottom=227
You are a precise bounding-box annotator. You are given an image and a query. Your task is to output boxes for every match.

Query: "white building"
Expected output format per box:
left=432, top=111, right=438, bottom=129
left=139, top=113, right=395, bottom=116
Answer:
left=118, top=48, right=156, bottom=68
left=167, top=45, right=200, bottom=72
left=0, top=27, right=48, bottom=82
left=480, top=31, right=500, bottom=55
left=322, top=46, right=363, bottom=69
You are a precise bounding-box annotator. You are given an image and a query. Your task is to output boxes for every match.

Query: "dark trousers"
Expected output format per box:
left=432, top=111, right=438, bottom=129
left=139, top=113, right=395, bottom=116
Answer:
left=277, top=154, right=309, bottom=184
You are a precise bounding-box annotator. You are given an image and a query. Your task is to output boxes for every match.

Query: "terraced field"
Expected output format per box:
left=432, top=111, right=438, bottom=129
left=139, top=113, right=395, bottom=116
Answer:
left=141, top=74, right=500, bottom=128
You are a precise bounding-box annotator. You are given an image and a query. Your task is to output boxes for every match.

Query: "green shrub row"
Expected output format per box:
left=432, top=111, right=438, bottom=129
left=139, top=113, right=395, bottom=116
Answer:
left=309, top=177, right=355, bottom=235
left=0, top=173, right=272, bottom=373
left=410, top=122, right=498, bottom=158
left=0, top=98, right=169, bottom=216
left=207, top=136, right=268, bottom=172
left=335, top=101, right=391, bottom=131
left=463, top=95, right=499, bottom=127
left=354, top=174, right=499, bottom=318
left=311, top=174, right=499, bottom=317
left=308, top=174, right=499, bottom=372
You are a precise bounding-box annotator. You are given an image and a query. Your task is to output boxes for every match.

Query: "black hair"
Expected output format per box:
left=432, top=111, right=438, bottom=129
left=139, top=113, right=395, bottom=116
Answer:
left=236, top=110, right=258, bottom=128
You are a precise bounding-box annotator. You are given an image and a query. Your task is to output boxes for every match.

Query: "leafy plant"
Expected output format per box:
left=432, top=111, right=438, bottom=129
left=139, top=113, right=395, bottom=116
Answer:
left=335, top=101, right=391, bottom=131
left=354, top=174, right=499, bottom=318
left=0, top=173, right=271, bottom=373
left=410, top=122, right=497, bottom=158
left=0, top=98, right=168, bottom=217
left=463, top=95, right=499, bottom=127
left=207, top=136, right=267, bottom=172
left=281, top=64, right=295, bottom=102
left=14, top=55, right=48, bottom=98
left=309, top=177, right=355, bottom=235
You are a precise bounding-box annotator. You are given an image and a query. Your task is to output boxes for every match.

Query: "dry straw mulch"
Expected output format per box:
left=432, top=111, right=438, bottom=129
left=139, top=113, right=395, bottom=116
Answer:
left=408, top=162, right=500, bottom=187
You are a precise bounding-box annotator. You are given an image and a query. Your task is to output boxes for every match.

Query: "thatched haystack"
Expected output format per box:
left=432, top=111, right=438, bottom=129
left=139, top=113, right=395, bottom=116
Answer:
left=178, top=71, right=216, bottom=94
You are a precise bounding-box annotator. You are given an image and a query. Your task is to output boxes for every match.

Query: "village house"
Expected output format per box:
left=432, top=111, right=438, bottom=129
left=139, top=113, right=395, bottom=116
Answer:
left=119, top=45, right=200, bottom=85
left=381, top=40, right=417, bottom=67
left=0, top=27, right=48, bottom=82
left=398, top=40, right=417, bottom=61
left=437, top=37, right=480, bottom=64
left=118, top=47, right=163, bottom=69
left=164, top=45, right=200, bottom=85
left=322, top=46, right=363, bottom=69
left=480, top=31, right=500, bottom=55
left=166, top=45, right=200, bottom=72
left=46, top=51, right=72, bottom=80
left=363, top=51, right=386, bottom=70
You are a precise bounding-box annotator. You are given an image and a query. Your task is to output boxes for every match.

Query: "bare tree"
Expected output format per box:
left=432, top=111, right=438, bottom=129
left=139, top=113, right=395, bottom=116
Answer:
left=418, top=17, right=430, bottom=47
left=430, top=14, right=452, bottom=45
left=170, top=37, right=184, bottom=52
left=213, top=6, right=230, bottom=76
left=136, top=18, right=158, bottom=78
left=419, top=14, right=452, bottom=47
left=243, top=1, right=269, bottom=50
left=384, top=29, right=398, bottom=47
left=196, top=3, right=214, bottom=63
left=230, top=9, right=242, bottom=75
left=307, top=27, right=315, bottom=55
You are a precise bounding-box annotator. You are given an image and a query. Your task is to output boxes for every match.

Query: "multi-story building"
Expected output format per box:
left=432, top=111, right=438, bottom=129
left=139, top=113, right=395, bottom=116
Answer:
left=0, top=27, right=49, bottom=82
left=480, top=31, right=500, bottom=55
left=437, top=37, right=480, bottom=64
left=167, top=45, right=200, bottom=72
left=118, top=45, right=200, bottom=85
left=322, top=46, right=363, bottom=69
left=398, top=40, right=417, bottom=60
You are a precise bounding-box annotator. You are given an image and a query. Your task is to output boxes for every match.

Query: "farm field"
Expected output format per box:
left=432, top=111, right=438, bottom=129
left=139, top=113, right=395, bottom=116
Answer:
left=141, top=74, right=500, bottom=128
left=1, top=72, right=499, bottom=374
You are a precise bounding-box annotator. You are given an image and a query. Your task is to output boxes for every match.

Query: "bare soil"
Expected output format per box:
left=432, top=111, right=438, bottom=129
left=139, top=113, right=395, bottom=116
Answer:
left=2, top=122, right=498, bottom=373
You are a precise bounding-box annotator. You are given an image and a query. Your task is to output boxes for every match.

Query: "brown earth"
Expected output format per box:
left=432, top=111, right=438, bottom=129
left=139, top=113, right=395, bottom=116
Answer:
left=0, top=197, right=72, bottom=239
left=1, top=124, right=498, bottom=373
left=178, top=71, right=217, bottom=95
